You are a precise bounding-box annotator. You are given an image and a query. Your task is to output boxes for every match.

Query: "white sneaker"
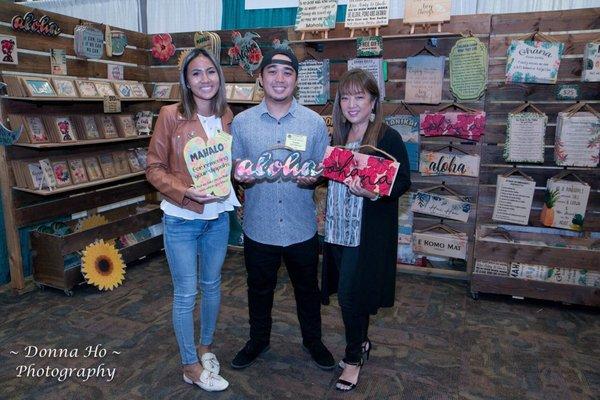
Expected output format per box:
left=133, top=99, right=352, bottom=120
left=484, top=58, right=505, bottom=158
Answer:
left=201, top=352, right=220, bottom=374
left=183, top=370, right=229, bottom=392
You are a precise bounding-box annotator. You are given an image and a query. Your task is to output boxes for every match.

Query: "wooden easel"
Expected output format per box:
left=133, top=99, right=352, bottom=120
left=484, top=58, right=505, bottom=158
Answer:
left=299, top=29, right=329, bottom=41
left=409, top=22, right=442, bottom=35
left=348, top=26, right=382, bottom=38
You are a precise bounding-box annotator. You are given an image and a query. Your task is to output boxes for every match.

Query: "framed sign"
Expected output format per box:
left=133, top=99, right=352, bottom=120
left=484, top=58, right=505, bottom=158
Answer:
left=347, top=58, right=385, bottom=100
left=94, top=81, right=116, bottom=97
left=555, top=111, right=600, bottom=167
left=356, top=36, right=383, bottom=57
left=114, top=114, right=138, bottom=138
left=405, top=55, right=444, bottom=104
left=68, top=159, right=88, bottom=185
left=52, top=161, right=72, bottom=187
left=23, top=115, right=50, bottom=143
left=21, top=77, right=56, bottom=97
left=134, top=111, right=153, bottom=135
left=98, top=154, right=117, bottom=178
left=419, top=150, right=480, bottom=177
left=412, top=231, right=468, bottom=260
left=84, top=157, right=104, bottom=181
left=505, top=40, right=565, bottom=84
left=107, top=64, right=124, bottom=80
left=184, top=131, right=232, bottom=197
left=295, top=0, right=338, bottom=31
left=504, top=112, right=547, bottom=163
left=113, top=82, right=134, bottom=98
left=75, top=80, right=100, bottom=98
left=384, top=114, right=419, bottom=171
left=582, top=42, right=600, bottom=82
left=153, top=83, right=172, bottom=99
left=297, top=59, right=330, bottom=105
left=541, top=176, right=590, bottom=231
left=80, top=115, right=101, bottom=140
left=492, top=174, right=536, bottom=225
left=420, top=110, right=486, bottom=141
left=51, top=116, right=78, bottom=142
left=52, top=78, right=78, bottom=97
left=449, top=36, right=488, bottom=101
left=345, top=0, right=389, bottom=29
left=322, top=145, right=399, bottom=196
left=403, top=0, right=451, bottom=25
left=0, top=35, right=18, bottom=65
left=411, top=191, right=471, bottom=222
left=96, top=115, right=119, bottom=139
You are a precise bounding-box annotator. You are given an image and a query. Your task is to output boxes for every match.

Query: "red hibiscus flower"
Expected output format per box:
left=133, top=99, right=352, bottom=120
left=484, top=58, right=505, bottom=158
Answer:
left=470, top=115, right=486, bottom=140
left=247, top=46, right=262, bottom=65
left=228, top=45, right=241, bottom=60
left=452, top=113, right=475, bottom=138
left=421, top=114, right=447, bottom=136
left=151, top=33, right=175, bottom=63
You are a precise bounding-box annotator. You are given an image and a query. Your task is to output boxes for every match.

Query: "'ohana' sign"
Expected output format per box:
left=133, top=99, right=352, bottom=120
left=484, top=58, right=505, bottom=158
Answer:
left=12, top=12, right=61, bottom=37
left=322, top=146, right=399, bottom=196
left=235, top=150, right=322, bottom=180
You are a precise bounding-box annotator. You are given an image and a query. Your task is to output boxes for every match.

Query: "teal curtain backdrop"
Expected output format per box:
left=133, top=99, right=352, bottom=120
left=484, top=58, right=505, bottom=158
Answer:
left=222, top=0, right=347, bottom=30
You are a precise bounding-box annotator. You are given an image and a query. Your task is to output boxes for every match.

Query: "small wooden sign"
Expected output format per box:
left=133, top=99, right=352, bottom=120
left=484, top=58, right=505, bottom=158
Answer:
left=345, top=0, right=390, bottom=29
left=295, top=0, right=338, bottom=32
left=0, top=35, right=18, bottom=65
left=555, top=84, right=580, bottom=100
left=356, top=36, right=383, bottom=57
left=419, top=151, right=480, bottom=177
left=103, top=96, right=121, bottom=113
left=347, top=58, right=385, bottom=100
left=411, top=191, right=471, bottom=222
left=492, top=174, right=536, bottom=225
left=474, top=260, right=509, bottom=276
left=412, top=231, right=468, bottom=260
left=405, top=55, right=444, bottom=104
left=449, top=36, right=488, bottom=101
left=403, top=0, right=451, bottom=25
left=184, top=131, right=232, bottom=197
left=505, top=40, right=565, bottom=84
left=541, top=177, right=590, bottom=231
left=50, top=49, right=66, bottom=75
left=504, top=112, right=547, bottom=163
left=384, top=114, right=420, bottom=171
left=555, top=112, right=600, bottom=167
left=582, top=42, right=600, bottom=82
left=108, top=64, right=124, bottom=80
left=420, top=111, right=486, bottom=141
left=74, top=25, right=104, bottom=59
left=322, top=146, right=399, bottom=196
left=235, top=150, right=323, bottom=180
left=297, top=59, right=330, bottom=105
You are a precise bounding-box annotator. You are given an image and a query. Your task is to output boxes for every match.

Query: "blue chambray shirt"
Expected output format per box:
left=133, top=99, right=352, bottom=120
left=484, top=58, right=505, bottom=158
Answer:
left=232, top=98, right=330, bottom=246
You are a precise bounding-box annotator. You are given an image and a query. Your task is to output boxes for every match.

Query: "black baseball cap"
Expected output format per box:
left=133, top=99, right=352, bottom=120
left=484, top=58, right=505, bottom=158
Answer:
left=259, top=48, right=299, bottom=75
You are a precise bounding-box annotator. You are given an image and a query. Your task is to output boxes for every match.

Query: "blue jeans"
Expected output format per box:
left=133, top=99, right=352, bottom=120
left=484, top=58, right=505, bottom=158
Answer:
left=163, top=212, right=230, bottom=365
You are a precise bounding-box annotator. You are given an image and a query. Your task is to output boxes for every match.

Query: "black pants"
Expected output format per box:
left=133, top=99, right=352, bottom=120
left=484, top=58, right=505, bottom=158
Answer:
left=327, top=243, right=369, bottom=364
left=243, top=234, right=322, bottom=346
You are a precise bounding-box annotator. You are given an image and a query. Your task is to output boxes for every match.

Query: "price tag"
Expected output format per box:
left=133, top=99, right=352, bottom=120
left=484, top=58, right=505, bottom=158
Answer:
left=103, top=95, right=121, bottom=113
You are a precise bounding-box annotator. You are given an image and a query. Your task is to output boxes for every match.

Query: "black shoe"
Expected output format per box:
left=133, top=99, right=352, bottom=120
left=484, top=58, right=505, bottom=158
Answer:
left=302, top=340, right=335, bottom=370
left=230, top=340, right=270, bottom=369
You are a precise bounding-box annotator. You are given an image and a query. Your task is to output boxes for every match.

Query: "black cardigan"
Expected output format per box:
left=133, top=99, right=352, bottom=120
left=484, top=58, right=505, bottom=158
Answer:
left=321, top=124, right=412, bottom=315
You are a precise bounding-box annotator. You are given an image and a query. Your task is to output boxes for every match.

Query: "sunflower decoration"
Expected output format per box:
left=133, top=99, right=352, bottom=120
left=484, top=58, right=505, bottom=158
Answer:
left=81, top=239, right=126, bottom=291
left=177, top=48, right=192, bottom=71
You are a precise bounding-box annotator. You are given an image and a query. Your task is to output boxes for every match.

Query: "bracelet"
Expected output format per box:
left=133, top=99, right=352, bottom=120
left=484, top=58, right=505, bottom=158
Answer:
left=370, top=194, right=380, bottom=201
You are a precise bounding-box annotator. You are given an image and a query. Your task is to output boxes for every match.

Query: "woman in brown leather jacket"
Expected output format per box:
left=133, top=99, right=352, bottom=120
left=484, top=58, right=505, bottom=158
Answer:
left=146, top=48, right=237, bottom=392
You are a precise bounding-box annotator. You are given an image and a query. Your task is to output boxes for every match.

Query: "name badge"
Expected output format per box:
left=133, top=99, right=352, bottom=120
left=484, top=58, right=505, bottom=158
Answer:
left=285, top=133, right=307, bottom=151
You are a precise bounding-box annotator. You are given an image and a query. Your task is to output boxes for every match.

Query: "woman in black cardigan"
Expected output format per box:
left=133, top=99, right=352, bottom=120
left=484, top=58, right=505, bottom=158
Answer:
left=321, top=69, right=411, bottom=392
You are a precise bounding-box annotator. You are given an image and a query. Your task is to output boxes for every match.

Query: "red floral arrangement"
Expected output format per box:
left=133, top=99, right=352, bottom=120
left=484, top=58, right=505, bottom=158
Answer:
left=151, top=33, right=175, bottom=63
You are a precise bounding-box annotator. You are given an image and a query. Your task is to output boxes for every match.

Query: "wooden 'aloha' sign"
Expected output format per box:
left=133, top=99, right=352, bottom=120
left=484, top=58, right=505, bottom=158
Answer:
left=184, top=131, right=232, bottom=197
left=12, top=12, right=61, bottom=36
left=419, top=150, right=480, bottom=177
left=235, top=150, right=323, bottom=180
left=322, top=146, right=399, bottom=196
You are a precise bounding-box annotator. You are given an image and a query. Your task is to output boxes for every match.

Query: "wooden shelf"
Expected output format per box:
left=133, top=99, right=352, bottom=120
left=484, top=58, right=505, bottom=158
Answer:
left=471, top=274, right=600, bottom=306
left=13, top=135, right=151, bottom=149
left=288, top=31, right=460, bottom=44
left=2, top=96, right=154, bottom=102
left=13, top=172, right=146, bottom=196
left=397, top=263, right=468, bottom=281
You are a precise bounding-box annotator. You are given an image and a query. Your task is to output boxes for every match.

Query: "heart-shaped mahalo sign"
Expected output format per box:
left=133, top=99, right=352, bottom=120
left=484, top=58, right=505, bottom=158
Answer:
left=184, top=130, right=232, bottom=197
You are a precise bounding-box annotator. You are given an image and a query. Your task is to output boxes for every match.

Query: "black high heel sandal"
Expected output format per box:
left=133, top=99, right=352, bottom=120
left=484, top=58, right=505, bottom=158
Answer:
left=335, top=358, right=363, bottom=392
left=338, top=339, right=372, bottom=369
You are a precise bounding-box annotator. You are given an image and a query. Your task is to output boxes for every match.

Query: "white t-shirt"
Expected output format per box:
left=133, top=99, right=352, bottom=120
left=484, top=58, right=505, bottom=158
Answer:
left=160, top=114, right=240, bottom=220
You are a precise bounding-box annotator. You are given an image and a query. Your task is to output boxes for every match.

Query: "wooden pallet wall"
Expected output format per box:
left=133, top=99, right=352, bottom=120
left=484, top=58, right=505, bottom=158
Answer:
left=472, top=9, right=600, bottom=305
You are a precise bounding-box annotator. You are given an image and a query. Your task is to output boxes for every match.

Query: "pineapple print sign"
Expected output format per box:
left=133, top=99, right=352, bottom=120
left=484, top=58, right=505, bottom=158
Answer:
left=541, top=178, right=590, bottom=231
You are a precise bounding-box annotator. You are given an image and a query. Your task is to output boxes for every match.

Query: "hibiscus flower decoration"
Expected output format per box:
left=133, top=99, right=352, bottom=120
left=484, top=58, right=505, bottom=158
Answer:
left=151, top=33, right=175, bottom=63
left=470, top=114, right=486, bottom=140
left=452, top=113, right=475, bottom=138
left=421, top=114, right=447, bottom=136
left=247, top=47, right=262, bottom=64
left=322, top=147, right=357, bottom=182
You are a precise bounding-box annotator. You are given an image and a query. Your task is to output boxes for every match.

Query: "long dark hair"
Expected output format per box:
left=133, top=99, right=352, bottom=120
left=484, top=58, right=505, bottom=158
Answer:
left=331, top=69, right=383, bottom=151
left=178, top=48, right=228, bottom=119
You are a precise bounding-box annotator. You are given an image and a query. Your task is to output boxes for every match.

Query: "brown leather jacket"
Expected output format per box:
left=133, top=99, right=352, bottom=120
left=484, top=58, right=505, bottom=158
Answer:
left=146, top=103, right=234, bottom=214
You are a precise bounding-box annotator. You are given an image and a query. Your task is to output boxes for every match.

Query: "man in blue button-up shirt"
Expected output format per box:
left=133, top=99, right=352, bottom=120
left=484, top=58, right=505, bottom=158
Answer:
left=230, top=48, right=334, bottom=371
